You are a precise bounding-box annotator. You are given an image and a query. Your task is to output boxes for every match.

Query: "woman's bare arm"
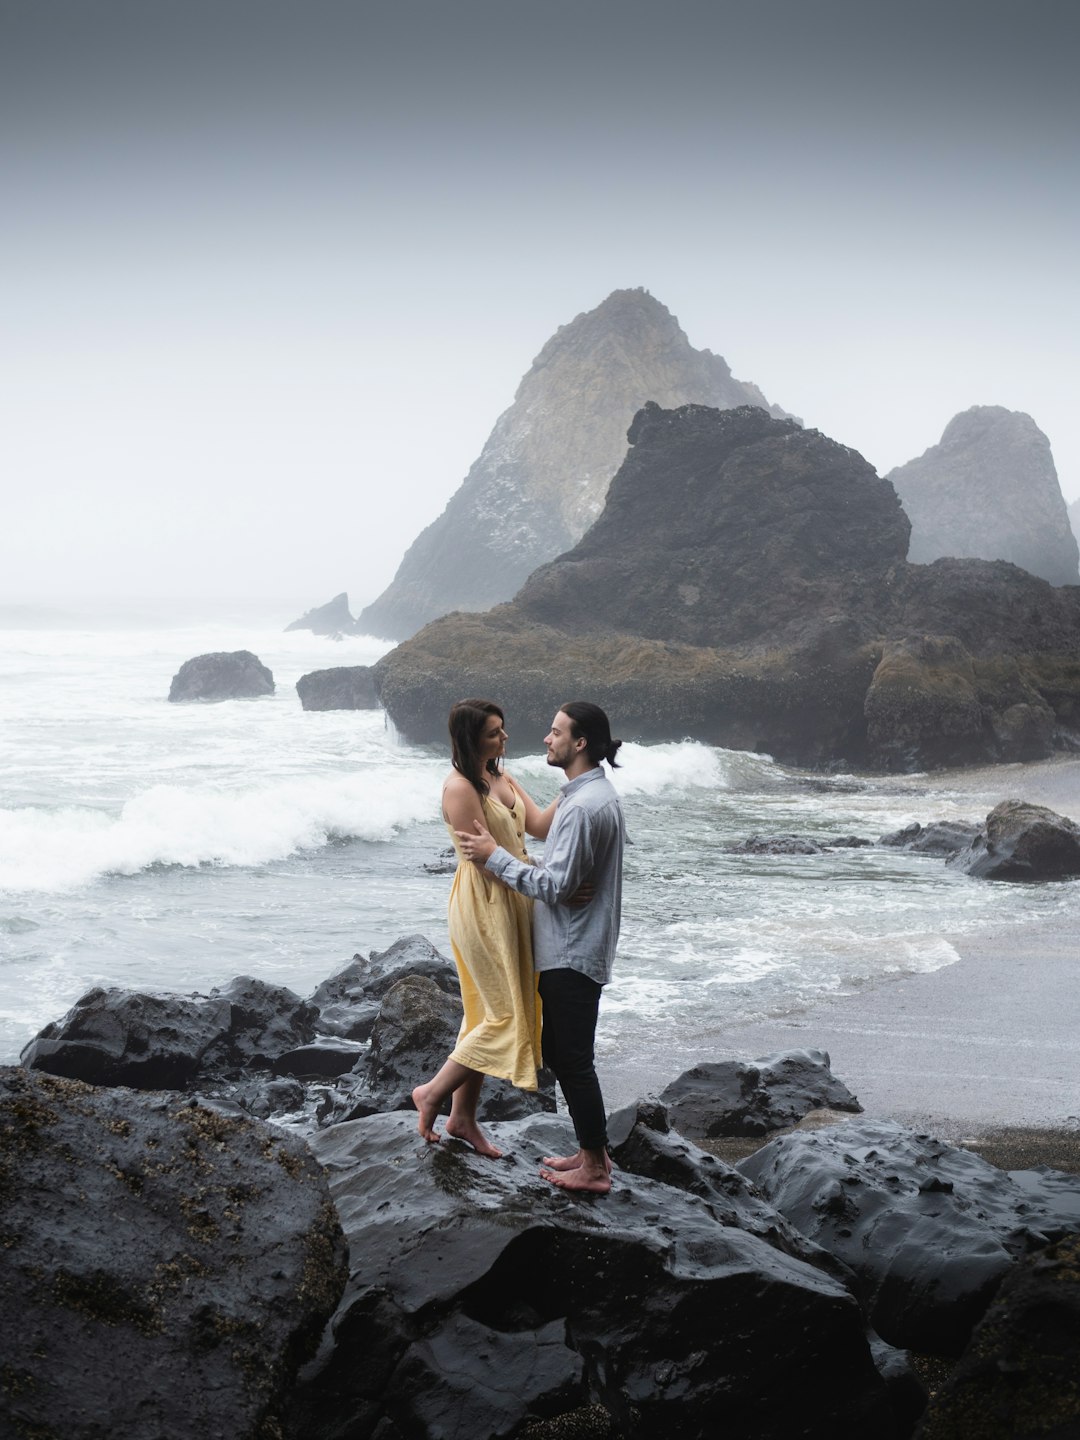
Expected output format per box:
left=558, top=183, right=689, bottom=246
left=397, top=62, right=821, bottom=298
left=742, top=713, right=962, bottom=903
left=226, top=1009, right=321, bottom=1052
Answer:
left=441, top=772, right=487, bottom=833
left=506, top=772, right=559, bottom=839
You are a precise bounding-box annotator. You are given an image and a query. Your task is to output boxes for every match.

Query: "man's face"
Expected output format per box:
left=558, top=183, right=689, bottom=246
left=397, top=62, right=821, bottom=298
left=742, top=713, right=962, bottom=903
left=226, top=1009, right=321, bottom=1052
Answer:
left=544, top=711, right=582, bottom=771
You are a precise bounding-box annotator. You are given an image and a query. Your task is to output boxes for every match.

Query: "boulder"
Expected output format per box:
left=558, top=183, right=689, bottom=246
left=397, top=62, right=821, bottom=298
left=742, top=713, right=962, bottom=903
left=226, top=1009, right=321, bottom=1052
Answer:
left=0, top=1066, right=346, bottom=1440
left=286, top=1110, right=900, bottom=1440
left=738, top=1118, right=1080, bottom=1355
left=864, top=634, right=984, bottom=770
left=20, top=986, right=234, bottom=1089
left=167, top=649, right=274, bottom=702
left=948, top=798, right=1080, bottom=881
left=725, top=834, right=826, bottom=854
left=307, top=933, right=460, bottom=1041
left=375, top=402, right=1080, bottom=771
left=358, top=288, right=792, bottom=641
left=657, top=1049, right=862, bottom=1140
left=296, top=664, right=379, bottom=710
left=888, top=406, right=1080, bottom=586
left=20, top=977, right=318, bottom=1090
left=273, top=1039, right=367, bottom=1078
left=916, top=1232, right=1080, bottom=1438
left=285, top=591, right=356, bottom=635
left=17, top=936, right=541, bottom=1132
left=879, top=820, right=981, bottom=855
left=332, top=974, right=555, bottom=1124
left=607, top=1097, right=854, bottom=1286
left=201, top=974, right=319, bottom=1070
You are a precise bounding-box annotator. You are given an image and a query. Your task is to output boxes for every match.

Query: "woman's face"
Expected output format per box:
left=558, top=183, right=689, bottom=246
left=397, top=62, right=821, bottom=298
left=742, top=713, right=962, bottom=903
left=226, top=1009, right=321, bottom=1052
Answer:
left=479, top=712, right=508, bottom=764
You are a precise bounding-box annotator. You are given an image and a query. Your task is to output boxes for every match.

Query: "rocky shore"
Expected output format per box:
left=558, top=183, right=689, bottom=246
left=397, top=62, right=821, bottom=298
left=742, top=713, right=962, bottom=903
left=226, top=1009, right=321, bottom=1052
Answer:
left=6, top=925, right=1080, bottom=1439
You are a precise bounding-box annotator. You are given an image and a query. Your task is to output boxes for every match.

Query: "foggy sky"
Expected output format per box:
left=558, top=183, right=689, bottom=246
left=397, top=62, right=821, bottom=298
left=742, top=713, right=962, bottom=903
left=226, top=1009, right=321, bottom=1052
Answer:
left=2, top=0, right=1077, bottom=607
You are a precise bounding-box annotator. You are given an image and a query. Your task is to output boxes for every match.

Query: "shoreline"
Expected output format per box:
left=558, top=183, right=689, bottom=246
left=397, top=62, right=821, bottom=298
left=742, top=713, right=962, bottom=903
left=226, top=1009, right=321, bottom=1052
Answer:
left=691, top=913, right=1080, bottom=1168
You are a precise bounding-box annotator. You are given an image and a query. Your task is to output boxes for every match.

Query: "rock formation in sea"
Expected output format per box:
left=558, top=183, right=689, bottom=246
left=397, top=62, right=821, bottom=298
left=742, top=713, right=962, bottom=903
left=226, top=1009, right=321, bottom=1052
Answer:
left=887, top=407, right=1080, bottom=586
left=296, top=665, right=379, bottom=710
left=356, top=288, right=792, bottom=641
left=1070, top=496, right=1080, bottom=547
left=373, top=402, right=1080, bottom=771
left=167, top=650, right=274, bottom=702
left=285, top=591, right=356, bottom=635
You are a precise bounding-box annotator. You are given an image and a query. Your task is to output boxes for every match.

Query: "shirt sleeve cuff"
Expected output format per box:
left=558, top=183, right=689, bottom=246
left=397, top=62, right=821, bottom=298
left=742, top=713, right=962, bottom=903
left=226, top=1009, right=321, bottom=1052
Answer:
left=485, top=846, right=514, bottom=876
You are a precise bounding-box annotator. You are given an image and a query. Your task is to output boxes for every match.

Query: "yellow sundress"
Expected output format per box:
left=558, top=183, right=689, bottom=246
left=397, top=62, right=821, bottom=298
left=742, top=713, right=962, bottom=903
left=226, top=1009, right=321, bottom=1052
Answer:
left=446, top=791, right=542, bottom=1090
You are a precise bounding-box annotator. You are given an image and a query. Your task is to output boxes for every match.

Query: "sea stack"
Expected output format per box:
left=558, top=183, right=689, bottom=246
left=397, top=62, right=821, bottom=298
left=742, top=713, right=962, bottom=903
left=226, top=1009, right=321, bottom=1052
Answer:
left=888, top=407, right=1080, bottom=586
left=356, top=288, right=792, bottom=641
left=374, top=402, right=1080, bottom=771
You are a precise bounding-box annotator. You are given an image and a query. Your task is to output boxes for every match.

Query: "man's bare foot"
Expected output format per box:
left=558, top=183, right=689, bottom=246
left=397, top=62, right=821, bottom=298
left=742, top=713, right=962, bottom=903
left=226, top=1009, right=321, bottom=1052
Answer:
left=542, top=1150, right=613, bottom=1174
left=445, top=1119, right=503, bottom=1158
left=411, top=1084, right=441, bottom=1144
left=540, top=1163, right=612, bottom=1194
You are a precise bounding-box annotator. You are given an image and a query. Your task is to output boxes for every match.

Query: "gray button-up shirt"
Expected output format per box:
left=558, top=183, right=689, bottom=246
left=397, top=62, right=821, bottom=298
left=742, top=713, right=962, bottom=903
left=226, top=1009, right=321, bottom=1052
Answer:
left=486, top=766, right=625, bottom=985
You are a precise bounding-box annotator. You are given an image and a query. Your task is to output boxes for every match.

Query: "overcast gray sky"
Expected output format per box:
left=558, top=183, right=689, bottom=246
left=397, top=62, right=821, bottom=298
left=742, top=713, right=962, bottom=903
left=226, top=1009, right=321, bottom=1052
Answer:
left=2, top=0, right=1077, bottom=607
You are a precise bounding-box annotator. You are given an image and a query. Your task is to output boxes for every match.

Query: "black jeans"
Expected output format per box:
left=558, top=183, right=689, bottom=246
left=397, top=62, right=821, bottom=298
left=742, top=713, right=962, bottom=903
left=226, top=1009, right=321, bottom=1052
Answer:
left=538, top=967, right=607, bottom=1152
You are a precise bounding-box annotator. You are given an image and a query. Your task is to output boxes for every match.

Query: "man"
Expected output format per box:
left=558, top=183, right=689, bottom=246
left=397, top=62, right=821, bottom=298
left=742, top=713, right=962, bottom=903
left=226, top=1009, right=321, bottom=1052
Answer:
left=456, top=700, right=625, bottom=1194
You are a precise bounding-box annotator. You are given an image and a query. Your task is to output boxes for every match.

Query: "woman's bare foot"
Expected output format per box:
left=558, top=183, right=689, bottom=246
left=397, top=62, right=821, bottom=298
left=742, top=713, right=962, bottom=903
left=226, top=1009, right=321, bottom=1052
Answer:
left=445, top=1119, right=503, bottom=1158
left=540, top=1161, right=612, bottom=1194
left=411, top=1083, right=441, bottom=1144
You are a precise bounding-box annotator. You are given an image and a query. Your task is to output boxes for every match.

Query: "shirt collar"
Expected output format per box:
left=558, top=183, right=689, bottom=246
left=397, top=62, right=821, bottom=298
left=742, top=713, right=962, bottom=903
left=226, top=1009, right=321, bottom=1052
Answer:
left=560, top=766, right=605, bottom=797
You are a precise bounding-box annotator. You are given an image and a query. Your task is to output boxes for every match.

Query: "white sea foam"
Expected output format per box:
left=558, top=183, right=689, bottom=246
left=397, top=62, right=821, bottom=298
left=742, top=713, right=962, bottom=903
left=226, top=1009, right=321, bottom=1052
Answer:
left=0, top=768, right=438, bottom=893
left=510, top=739, right=774, bottom=797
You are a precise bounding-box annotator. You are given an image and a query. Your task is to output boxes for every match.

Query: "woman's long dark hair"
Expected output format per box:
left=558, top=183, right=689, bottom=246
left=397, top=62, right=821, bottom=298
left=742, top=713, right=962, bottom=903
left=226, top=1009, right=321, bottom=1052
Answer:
left=560, top=700, right=622, bottom=768
left=449, top=698, right=504, bottom=796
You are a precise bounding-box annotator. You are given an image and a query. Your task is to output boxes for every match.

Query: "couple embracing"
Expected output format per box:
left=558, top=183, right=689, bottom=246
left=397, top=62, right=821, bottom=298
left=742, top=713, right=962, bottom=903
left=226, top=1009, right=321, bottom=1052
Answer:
left=412, top=699, right=625, bottom=1194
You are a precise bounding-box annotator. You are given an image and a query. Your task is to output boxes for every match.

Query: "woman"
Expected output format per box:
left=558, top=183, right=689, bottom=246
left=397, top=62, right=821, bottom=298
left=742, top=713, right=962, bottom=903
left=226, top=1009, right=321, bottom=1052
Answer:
left=411, top=699, right=558, bottom=1158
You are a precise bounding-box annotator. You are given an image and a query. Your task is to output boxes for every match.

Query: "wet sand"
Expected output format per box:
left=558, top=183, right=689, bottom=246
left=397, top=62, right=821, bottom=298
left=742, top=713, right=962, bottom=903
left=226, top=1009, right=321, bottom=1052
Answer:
left=703, top=916, right=1080, bottom=1169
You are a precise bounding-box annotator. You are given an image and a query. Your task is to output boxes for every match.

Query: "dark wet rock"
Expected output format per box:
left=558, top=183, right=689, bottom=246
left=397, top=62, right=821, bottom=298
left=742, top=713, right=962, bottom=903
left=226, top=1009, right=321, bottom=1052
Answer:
left=829, top=834, right=874, bottom=847
left=21, top=977, right=318, bottom=1090
left=879, top=820, right=981, bottom=855
left=21, top=986, right=234, bottom=1089
left=286, top=1109, right=899, bottom=1440
left=658, top=1049, right=862, bottom=1141
left=307, top=934, right=459, bottom=1041
left=358, top=288, right=792, bottom=641
left=273, top=1039, right=367, bottom=1078
left=869, top=1336, right=929, bottom=1435
left=375, top=401, right=1080, bottom=771
left=0, top=1066, right=346, bottom=1440
left=915, top=1231, right=1080, bottom=1438
left=167, top=649, right=274, bottom=702
left=202, top=974, right=319, bottom=1071
left=333, top=974, right=554, bottom=1124
left=888, top=406, right=1080, bottom=587
left=285, top=591, right=356, bottom=635
left=864, top=634, right=985, bottom=771
left=422, top=847, right=458, bottom=875
left=608, top=1097, right=855, bottom=1288
left=249, top=1076, right=306, bottom=1117
left=947, top=798, right=1080, bottom=881
left=296, top=664, right=379, bottom=710
left=738, top=1118, right=1080, bottom=1356
left=725, top=833, right=825, bottom=855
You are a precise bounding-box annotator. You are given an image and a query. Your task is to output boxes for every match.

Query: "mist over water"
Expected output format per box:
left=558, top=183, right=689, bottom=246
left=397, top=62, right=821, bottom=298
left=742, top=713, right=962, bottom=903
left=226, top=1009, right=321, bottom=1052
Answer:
left=3, top=604, right=1078, bottom=1102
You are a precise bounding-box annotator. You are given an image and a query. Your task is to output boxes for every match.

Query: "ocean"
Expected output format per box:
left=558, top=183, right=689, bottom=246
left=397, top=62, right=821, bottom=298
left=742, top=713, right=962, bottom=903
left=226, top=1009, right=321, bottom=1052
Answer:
left=2, top=599, right=1078, bottom=1106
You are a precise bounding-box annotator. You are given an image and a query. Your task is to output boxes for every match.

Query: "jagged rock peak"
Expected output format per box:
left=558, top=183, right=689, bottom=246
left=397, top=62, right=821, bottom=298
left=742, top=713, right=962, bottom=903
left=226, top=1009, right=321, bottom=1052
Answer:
left=888, top=406, right=1079, bottom=586
left=355, top=288, right=792, bottom=641
left=516, top=401, right=909, bottom=649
